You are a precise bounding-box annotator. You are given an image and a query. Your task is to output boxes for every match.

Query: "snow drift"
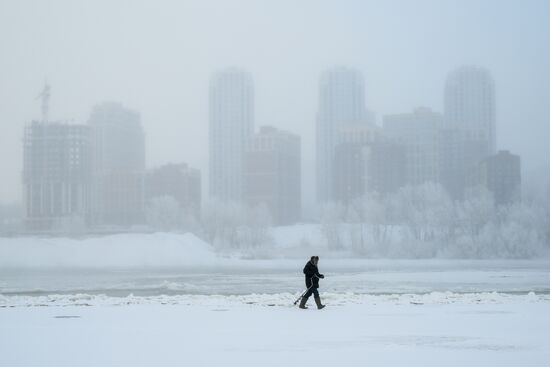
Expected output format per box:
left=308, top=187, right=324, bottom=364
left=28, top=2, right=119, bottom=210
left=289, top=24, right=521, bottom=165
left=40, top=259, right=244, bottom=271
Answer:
left=0, top=232, right=218, bottom=268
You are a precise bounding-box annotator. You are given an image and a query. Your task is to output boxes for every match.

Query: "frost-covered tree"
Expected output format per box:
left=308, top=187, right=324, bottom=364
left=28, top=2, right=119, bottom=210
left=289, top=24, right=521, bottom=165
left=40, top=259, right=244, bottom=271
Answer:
left=392, top=183, right=453, bottom=252
left=239, top=203, right=273, bottom=248
left=345, top=201, right=364, bottom=254
left=457, top=186, right=495, bottom=240
left=201, top=200, right=275, bottom=251
left=320, top=201, right=346, bottom=250
left=201, top=199, right=247, bottom=249
left=345, top=193, right=392, bottom=256
left=494, top=203, right=547, bottom=258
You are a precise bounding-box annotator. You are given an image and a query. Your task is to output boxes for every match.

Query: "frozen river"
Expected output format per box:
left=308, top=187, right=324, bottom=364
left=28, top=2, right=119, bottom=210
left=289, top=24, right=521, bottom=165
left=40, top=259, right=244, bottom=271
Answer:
left=1, top=259, right=549, bottom=297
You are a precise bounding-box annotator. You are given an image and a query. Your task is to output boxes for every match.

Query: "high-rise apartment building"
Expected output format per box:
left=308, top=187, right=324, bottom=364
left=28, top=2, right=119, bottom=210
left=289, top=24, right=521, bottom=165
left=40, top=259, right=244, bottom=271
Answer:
left=88, top=102, right=146, bottom=227
left=445, top=65, right=496, bottom=154
left=440, top=66, right=496, bottom=199
left=209, top=68, right=254, bottom=203
left=316, top=67, right=367, bottom=203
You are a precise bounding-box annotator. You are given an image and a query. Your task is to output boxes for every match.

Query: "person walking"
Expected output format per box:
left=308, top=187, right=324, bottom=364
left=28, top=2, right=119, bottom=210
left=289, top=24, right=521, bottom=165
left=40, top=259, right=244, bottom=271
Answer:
left=299, top=256, right=325, bottom=309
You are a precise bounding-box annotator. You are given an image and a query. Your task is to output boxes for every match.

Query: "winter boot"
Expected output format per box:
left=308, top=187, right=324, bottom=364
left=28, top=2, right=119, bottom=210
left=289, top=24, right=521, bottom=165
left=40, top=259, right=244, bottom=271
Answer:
left=314, top=296, right=325, bottom=310
left=299, top=296, right=309, bottom=309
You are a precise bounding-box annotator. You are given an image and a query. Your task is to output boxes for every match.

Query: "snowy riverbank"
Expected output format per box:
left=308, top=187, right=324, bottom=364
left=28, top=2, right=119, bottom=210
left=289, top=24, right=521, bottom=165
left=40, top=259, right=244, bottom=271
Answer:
left=1, top=290, right=549, bottom=308
left=2, top=233, right=549, bottom=365
left=1, top=295, right=549, bottom=367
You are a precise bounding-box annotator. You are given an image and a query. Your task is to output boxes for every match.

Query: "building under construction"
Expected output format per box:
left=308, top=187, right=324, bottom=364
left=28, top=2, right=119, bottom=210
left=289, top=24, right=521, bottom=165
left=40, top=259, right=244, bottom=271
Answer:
left=23, top=120, right=92, bottom=231
left=22, top=84, right=92, bottom=231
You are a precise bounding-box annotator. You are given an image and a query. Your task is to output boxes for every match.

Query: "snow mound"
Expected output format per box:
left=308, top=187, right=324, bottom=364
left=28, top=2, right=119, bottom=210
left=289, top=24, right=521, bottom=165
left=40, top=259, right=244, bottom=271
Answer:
left=1, top=291, right=548, bottom=308
left=0, top=232, right=218, bottom=268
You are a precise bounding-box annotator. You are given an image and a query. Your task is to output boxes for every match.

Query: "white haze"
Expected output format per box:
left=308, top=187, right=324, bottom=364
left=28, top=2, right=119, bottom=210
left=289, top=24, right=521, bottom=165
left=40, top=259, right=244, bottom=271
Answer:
left=1, top=0, right=550, bottom=211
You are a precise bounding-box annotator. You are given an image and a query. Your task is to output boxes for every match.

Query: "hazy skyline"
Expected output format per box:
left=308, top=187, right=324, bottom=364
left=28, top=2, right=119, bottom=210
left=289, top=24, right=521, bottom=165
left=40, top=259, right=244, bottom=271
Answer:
left=1, top=0, right=549, bottom=208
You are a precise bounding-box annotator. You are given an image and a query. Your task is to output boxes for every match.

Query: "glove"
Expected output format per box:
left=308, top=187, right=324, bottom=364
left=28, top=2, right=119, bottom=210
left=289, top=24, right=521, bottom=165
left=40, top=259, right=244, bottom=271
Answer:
left=319, top=274, right=325, bottom=279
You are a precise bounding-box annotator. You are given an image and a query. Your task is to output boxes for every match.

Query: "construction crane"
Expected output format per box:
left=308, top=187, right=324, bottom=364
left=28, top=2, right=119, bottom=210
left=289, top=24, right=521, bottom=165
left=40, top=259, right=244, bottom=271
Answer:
left=36, top=81, right=50, bottom=123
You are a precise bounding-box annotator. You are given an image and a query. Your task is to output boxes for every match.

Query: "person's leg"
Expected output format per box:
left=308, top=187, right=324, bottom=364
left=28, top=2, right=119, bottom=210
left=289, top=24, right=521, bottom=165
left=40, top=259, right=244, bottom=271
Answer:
left=313, top=288, right=325, bottom=309
left=299, top=287, right=314, bottom=309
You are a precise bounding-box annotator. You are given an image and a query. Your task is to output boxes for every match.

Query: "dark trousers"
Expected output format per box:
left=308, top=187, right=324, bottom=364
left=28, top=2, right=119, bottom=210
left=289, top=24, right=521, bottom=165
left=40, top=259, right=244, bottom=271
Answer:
left=303, top=287, right=319, bottom=299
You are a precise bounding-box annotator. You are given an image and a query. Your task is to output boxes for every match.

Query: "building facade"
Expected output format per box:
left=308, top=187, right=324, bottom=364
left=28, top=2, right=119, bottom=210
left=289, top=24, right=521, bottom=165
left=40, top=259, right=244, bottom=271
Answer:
left=333, top=142, right=366, bottom=204
left=383, top=107, right=442, bottom=186
left=209, top=68, right=254, bottom=203
left=333, top=125, right=406, bottom=203
left=146, top=163, right=201, bottom=215
left=23, top=121, right=91, bottom=231
left=444, top=65, right=496, bottom=154
left=438, top=128, right=490, bottom=200
left=467, top=150, right=521, bottom=206
left=364, top=142, right=407, bottom=195
left=243, top=126, right=301, bottom=225
left=440, top=66, right=496, bottom=200
left=88, top=102, right=146, bottom=227
left=316, top=66, right=367, bottom=203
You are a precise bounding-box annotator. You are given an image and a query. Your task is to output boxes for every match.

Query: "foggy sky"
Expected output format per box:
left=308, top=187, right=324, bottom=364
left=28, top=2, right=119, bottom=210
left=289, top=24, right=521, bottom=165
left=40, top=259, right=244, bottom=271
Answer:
left=1, top=0, right=549, bottom=209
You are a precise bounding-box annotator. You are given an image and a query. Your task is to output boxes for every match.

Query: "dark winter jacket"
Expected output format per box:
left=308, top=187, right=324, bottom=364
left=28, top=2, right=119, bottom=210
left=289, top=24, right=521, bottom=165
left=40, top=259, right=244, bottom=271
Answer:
left=303, top=261, right=324, bottom=289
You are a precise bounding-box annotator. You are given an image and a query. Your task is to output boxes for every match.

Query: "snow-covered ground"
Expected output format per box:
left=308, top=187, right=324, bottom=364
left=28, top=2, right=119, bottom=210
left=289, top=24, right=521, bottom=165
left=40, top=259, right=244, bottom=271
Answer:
left=1, top=233, right=549, bottom=366
left=1, top=293, right=549, bottom=367
left=0, top=232, right=218, bottom=268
